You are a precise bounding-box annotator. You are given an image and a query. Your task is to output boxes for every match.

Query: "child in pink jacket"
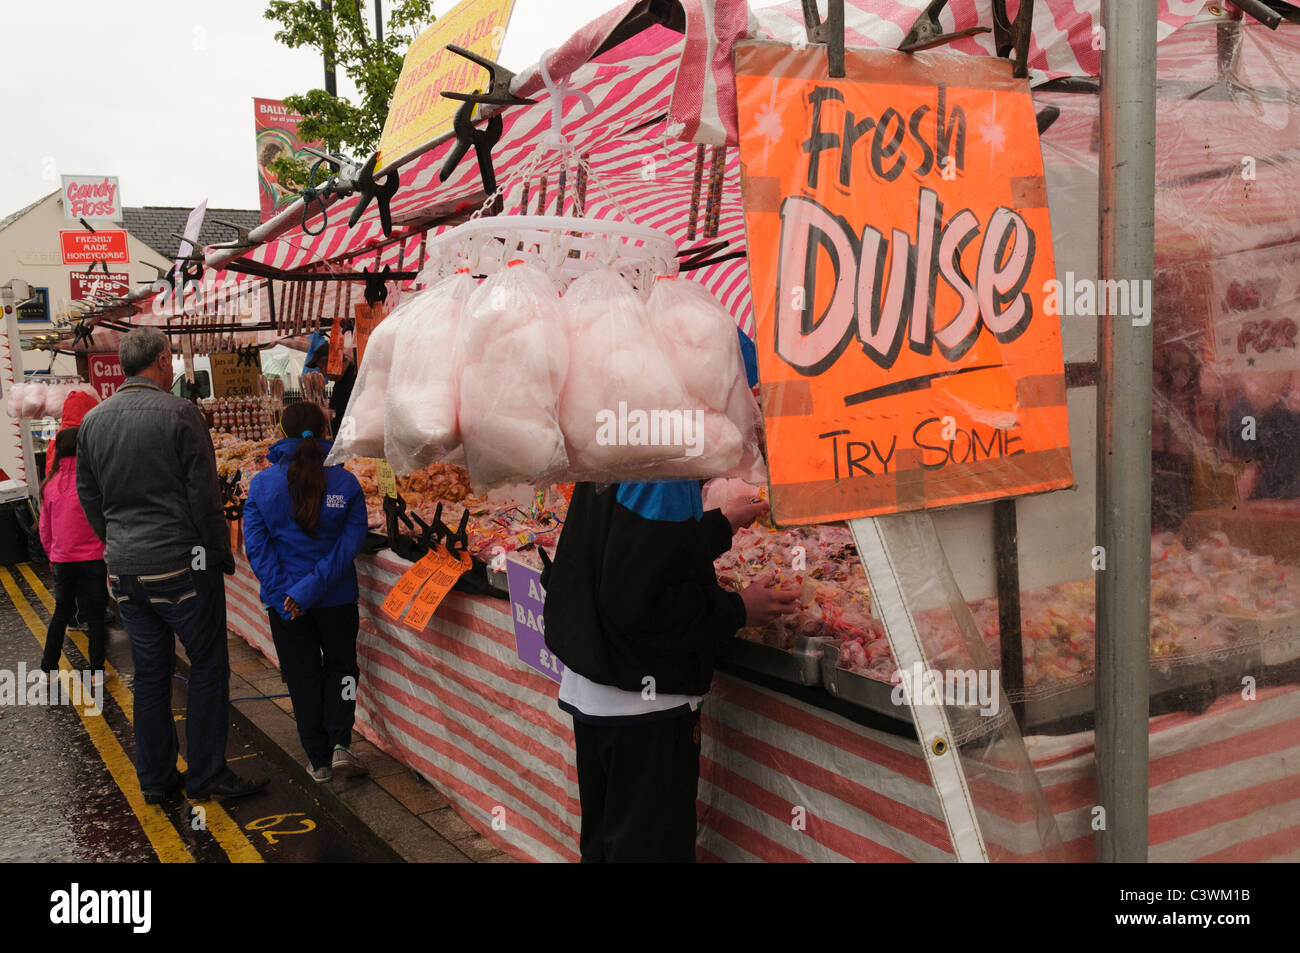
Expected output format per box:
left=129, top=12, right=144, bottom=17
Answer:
left=39, top=427, right=109, bottom=677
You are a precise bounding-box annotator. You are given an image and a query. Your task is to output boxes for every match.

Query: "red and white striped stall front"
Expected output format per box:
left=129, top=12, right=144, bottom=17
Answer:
left=224, top=551, right=1300, bottom=863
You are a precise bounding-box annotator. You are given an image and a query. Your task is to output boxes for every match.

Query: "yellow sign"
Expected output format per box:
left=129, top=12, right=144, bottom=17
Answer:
left=209, top=350, right=262, bottom=398
left=375, top=460, right=397, bottom=499
left=376, top=0, right=517, bottom=172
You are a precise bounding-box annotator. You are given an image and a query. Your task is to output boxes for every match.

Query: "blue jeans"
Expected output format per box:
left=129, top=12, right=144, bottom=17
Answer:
left=109, top=567, right=233, bottom=793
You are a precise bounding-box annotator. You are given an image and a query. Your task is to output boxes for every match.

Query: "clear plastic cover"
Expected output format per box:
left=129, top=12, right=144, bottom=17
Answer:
left=384, top=271, right=477, bottom=474
left=458, top=263, right=571, bottom=490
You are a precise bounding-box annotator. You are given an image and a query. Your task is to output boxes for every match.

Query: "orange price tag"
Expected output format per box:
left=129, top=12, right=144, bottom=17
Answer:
left=380, top=551, right=442, bottom=619
left=326, top=316, right=345, bottom=378
left=402, top=547, right=473, bottom=630
left=353, top=302, right=388, bottom=368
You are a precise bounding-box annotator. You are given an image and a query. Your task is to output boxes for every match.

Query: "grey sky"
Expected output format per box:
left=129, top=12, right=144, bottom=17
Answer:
left=0, top=0, right=787, bottom=218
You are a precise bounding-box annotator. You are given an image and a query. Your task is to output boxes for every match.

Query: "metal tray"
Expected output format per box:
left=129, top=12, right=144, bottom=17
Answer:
left=818, top=634, right=1299, bottom=732
left=819, top=639, right=899, bottom=716
left=720, top=634, right=825, bottom=687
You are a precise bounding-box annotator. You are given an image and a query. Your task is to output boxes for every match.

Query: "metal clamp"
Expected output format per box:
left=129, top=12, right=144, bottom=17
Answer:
left=210, top=218, right=257, bottom=251
left=437, top=45, right=535, bottom=211
left=900, top=0, right=990, bottom=53
left=801, top=0, right=846, bottom=78
left=345, top=152, right=400, bottom=237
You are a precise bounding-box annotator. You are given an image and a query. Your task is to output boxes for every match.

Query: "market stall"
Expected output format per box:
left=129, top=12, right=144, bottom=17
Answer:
left=70, top=0, right=1300, bottom=862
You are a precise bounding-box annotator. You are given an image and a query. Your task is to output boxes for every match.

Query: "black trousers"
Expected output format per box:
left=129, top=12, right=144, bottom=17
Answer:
left=41, top=559, right=108, bottom=672
left=268, top=602, right=360, bottom=770
left=571, top=707, right=701, bottom=862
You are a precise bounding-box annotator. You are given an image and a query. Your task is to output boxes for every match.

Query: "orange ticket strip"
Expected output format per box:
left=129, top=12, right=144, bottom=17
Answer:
left=380, top=550, right=442, bottom=619
left=734, top=42, right=1073, bottom=526
left=403, top=548, right=473, bottom=629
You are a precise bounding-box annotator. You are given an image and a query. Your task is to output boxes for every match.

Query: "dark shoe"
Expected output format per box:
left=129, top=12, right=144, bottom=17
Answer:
left=142, top=772, right=186, bottom=805
left=186, top=773, right=269, bottom=801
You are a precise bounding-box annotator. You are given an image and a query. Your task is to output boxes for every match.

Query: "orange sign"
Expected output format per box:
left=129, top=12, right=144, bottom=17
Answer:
left=735, top=43, right=1073, bottom=526
left=376, top=0, right=517, bottom=173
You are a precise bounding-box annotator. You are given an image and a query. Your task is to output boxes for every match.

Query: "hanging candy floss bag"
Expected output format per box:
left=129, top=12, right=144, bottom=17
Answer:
left=384, top=271, right=476, bottom=473
left=558, top=268, right=697, bottom=479
left=644, top=276, right=766, bottom=480
left=458, top=263, right=570, bottom=489
left=327, top=291, right=422, bottom=463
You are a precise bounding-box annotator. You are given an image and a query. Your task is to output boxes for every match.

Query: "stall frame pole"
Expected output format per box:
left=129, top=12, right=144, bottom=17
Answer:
left=1095, top=0, right=1157, bottom=863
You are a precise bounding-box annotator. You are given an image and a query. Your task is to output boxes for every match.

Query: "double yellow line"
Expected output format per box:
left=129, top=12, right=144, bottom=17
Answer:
left=4, top=564, right=263, bottom=863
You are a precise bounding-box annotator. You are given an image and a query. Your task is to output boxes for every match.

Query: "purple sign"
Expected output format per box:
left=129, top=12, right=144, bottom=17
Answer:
left=505, top=557, right=563, bottom=683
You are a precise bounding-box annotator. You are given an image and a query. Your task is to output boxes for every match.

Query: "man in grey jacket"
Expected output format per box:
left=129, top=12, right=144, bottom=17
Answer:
left=78, top=327, right=267, bottom=803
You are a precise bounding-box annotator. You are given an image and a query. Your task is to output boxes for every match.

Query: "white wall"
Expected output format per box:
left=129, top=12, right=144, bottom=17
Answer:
left=0, top=192, right=175, bottom=481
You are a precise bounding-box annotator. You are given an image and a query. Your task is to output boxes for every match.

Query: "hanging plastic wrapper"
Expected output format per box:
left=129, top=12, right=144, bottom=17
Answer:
left=646, top=276, right=767, bottom=484
left=558, top=268, right=697, bottom=478
left=327, top=289, right=423, bottom=462
left=384, top=271, right=476, bottom=473
left=458, top=262, right=570, bottom=490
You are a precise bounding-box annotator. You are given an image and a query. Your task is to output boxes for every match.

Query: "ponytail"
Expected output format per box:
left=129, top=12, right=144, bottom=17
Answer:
left=280, top=402, right=330, bottom=536
left=41, top=427, right=79, bottom=494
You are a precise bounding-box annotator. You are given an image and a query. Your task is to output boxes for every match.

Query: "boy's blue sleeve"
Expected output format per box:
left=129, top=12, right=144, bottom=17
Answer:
left=242, top=478, right=291, bottom=619
left=285, top=474, right=368, bottom=610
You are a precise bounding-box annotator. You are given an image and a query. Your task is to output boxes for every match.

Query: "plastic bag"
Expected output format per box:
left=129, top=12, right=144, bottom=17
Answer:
left=643, top=277, right=766, bottom=479
left=327, top=291, right=422, bottom=464
left=6, top=383, right=26, bottom=419
left=385, top=271, right=476, bottom=473
left=21, top=384, right=48, bottom=420
left=458, top=263, right=569, bottom=489
left=558, top=269, right=694, bottom=478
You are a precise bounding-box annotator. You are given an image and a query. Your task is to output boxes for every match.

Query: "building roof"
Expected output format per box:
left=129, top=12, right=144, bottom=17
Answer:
left=120, top=206, right=262, bottom=260
left=0, top=191, right=57, bottom=234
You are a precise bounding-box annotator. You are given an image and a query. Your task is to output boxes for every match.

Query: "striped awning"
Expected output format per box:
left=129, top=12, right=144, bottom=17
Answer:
left=109, top=0, right=1234, bottom=347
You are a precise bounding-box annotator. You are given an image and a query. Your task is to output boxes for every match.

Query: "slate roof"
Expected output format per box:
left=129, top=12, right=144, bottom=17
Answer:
left=120, top=206, right=263, bottom=259
left=0, top=191, right=57, bottom=233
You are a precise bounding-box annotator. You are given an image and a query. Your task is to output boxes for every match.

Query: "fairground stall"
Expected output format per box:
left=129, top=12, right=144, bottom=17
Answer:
left=72, top=0, right=1300, bottom=862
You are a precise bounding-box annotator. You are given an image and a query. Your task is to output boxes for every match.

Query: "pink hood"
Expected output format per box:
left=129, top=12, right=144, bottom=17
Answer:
left=39, top=460, right=105, bottom=564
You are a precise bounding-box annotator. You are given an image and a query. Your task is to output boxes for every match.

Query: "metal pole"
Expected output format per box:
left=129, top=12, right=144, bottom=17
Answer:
left=322, top=1, right=338, bottom=97
left=375, top=0, right=383, bottom=44
left=1095, top=0, right=1156, bottom=862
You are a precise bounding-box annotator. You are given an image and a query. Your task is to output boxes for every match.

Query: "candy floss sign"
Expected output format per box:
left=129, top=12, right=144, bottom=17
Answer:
left=60, top=175, right=122, bottom=221
left=735, top=43, right=1073, bottom=526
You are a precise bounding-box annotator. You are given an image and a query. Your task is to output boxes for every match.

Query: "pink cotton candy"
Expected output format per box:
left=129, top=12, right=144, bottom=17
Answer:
left=647, top=278, right=745, bottom=413
left=21, top=384, right=48, bottom=419
left=7, top=383, right=26, bottom=419
left=328, top=290, right=424, bottom=463
left=385, top=272, right=475, bottom=473
left=456, top=265, right=569, bottom=489
left=559, top=269, right=693, bottom=479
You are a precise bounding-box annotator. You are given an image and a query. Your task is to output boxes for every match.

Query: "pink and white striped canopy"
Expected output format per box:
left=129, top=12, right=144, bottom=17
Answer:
left=124, top=0, right=1226, bottom=348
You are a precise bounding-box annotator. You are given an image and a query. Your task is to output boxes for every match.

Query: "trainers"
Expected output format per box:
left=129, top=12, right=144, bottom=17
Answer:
left=309, top=764, right=333, bottom=783
left=331, top=747, right=368, bottom=779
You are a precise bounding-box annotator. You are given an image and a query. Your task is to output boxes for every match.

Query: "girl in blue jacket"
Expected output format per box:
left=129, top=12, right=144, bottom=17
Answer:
left=244, top=401, right=370, bottom=782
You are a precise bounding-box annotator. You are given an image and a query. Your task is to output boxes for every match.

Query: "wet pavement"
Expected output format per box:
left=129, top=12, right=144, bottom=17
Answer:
left=0, top=561, right=393, bottom=863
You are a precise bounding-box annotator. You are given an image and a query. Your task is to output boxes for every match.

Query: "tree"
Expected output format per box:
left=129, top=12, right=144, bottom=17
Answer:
left=264, top=0, right=435, bottom=187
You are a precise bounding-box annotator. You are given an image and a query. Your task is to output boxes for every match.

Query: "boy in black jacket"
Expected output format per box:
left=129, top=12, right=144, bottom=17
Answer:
left=542, top=480, right=797, bottom=862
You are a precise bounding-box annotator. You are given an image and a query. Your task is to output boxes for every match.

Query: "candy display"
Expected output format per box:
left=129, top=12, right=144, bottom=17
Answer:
left=754, top=527, right=1300, bottom=695
left=201, top=396, right=279, bottom=440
